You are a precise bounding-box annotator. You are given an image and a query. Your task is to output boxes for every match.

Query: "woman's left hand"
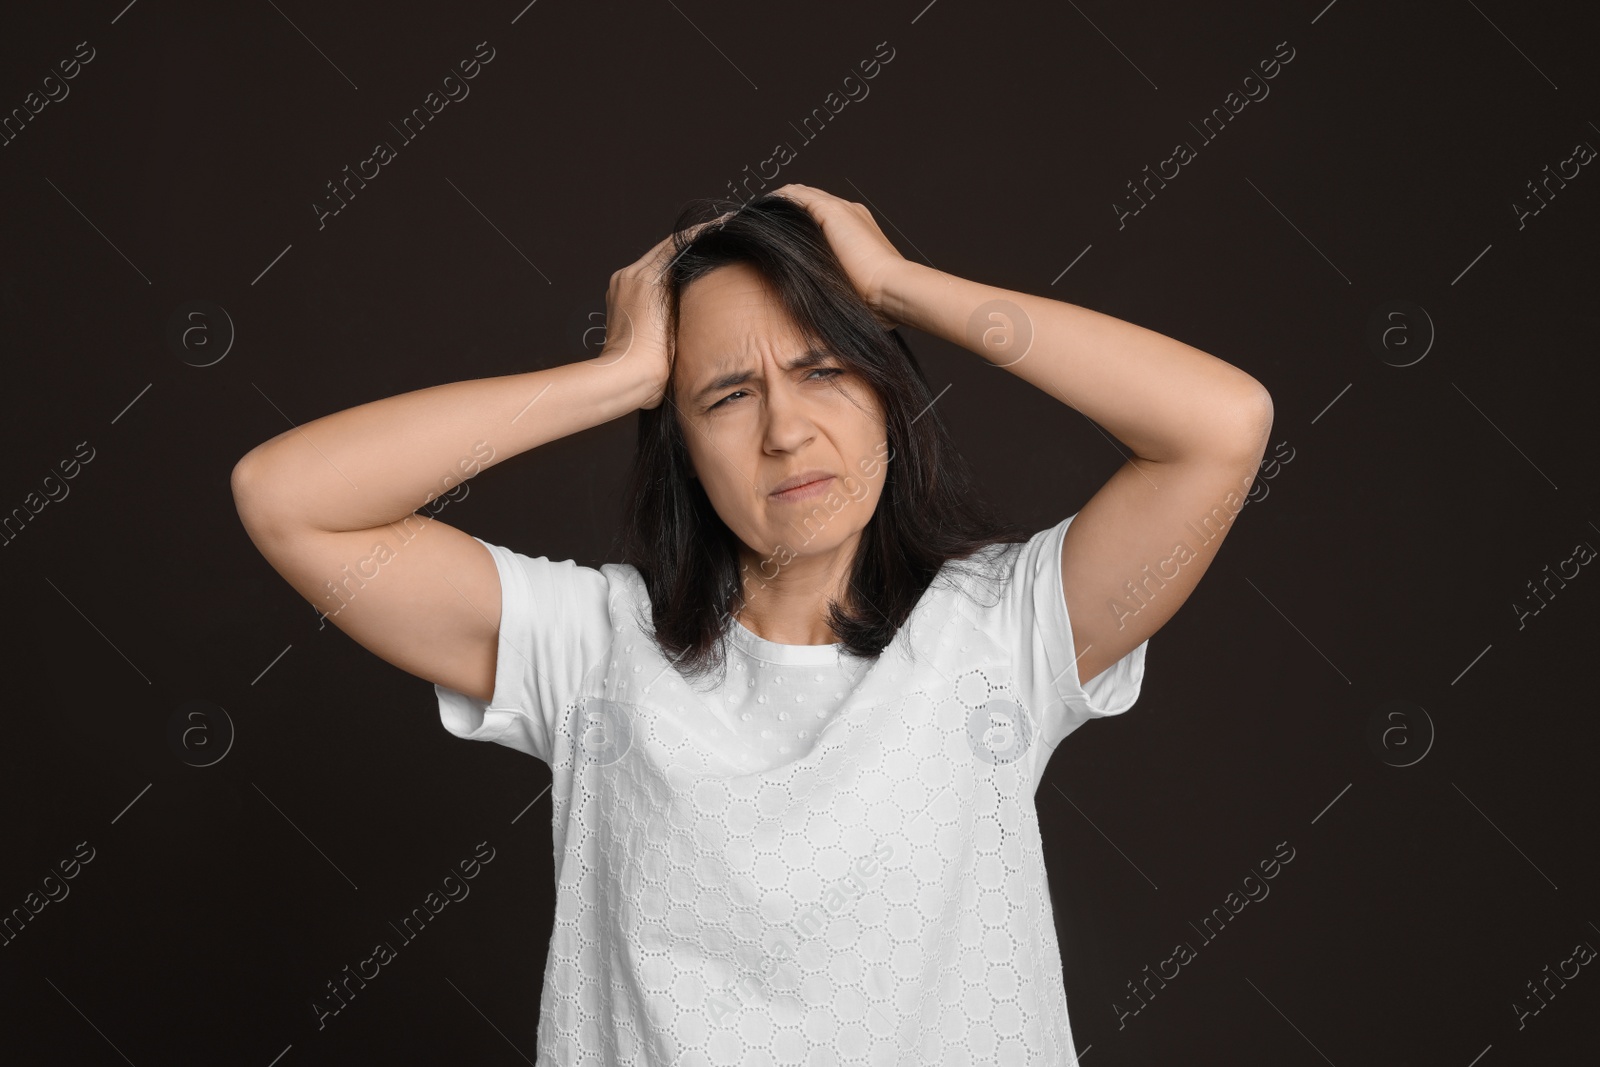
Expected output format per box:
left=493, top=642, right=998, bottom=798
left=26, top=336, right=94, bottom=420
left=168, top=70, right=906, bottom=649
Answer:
left=769, top=184, right=909, bottom=330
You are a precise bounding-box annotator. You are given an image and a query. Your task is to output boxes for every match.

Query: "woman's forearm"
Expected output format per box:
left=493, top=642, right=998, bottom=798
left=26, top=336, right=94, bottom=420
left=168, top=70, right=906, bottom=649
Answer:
left=232, top=354, right=656, bottom=535
left=882, top=261, right=1271, bottom=464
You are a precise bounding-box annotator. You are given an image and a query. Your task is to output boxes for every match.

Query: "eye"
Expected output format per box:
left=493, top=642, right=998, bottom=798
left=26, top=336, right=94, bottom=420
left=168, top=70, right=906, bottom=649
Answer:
left=708, top=367, right=846, bottom=410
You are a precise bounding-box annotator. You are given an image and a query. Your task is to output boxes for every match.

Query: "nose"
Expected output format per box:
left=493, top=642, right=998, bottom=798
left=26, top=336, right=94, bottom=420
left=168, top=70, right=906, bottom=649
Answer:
left=761, top=374, right=817, bottom=455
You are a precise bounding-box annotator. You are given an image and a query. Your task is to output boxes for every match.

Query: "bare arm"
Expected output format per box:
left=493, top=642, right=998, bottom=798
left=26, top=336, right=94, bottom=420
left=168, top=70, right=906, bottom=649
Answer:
left=233, top=357, right=656, bottom=535
left=882, top=261, right=1270, bottom=464
left=882, top=260, right=1271, bottom=685
left=230, top=356, right=659, bottom=703
left=230, top=226, right=694, bottom=704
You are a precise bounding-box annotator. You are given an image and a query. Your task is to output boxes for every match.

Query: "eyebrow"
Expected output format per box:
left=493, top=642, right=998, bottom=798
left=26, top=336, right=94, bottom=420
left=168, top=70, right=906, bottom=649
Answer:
left=691, top=346, right=837, bottom=406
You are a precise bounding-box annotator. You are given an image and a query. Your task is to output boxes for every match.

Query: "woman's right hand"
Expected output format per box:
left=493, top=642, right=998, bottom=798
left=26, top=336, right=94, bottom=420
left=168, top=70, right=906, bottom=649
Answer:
left=597, top=215, right=730, bottom=411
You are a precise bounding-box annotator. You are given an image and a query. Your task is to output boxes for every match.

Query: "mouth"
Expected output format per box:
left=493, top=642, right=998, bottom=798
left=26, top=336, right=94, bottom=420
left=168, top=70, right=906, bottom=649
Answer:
left=769, top=475, right=834, bottom=502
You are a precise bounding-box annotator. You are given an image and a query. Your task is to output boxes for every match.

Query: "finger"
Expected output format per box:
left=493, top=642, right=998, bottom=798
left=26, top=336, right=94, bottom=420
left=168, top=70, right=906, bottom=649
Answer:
left=642, top=230, right=689, bottom=272
left=767, top=183, right=813, bottom=206
left=676, top=210, right=734, bottom=241
left=772, top=183, right=841, bottom=206
left=636, top=231, right=678, bottom=267
left=647, top=211, right=736, bottom=275
left=645, top=213, right=723, bottom=261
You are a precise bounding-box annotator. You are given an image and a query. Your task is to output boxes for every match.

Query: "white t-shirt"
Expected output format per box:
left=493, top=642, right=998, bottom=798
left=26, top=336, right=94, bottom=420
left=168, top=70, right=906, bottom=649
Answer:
left=435, top=510, right=1148, bottom=1066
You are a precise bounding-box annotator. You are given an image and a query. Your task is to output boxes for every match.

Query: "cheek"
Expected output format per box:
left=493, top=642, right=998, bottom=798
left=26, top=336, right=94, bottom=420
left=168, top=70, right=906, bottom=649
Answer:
left=838, top=474, right=870, bottom=503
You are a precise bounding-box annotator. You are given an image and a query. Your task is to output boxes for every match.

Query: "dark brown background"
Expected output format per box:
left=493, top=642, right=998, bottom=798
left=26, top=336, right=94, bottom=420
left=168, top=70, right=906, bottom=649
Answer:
left=2, top=1, right=1597, bottom=1063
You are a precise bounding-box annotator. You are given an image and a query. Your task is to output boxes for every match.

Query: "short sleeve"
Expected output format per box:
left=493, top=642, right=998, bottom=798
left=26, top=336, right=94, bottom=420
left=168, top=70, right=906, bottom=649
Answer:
left=993, top=511, right=1149, bottom=754
left=433, top=537, right=615, bottom=764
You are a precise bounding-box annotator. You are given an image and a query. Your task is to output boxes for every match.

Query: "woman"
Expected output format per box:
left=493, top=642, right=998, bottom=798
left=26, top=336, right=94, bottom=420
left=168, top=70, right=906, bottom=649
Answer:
left=232, top=184, right=1272, bottom=1064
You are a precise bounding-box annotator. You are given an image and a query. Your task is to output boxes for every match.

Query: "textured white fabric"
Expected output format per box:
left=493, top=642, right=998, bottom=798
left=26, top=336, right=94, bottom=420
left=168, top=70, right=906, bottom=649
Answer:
left=435, top=510, right=1148, bottom=1065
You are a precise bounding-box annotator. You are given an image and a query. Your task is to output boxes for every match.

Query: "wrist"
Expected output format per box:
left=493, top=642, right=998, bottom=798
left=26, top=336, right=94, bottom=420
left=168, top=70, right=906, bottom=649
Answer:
left=878, top=260, right=944, bottom=335
left=585, top=349, right=665, bottom=415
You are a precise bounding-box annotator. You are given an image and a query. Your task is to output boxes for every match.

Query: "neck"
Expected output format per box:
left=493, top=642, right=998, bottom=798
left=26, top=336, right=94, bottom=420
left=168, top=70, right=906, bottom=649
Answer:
left=731, top=535, right=859, bottom=645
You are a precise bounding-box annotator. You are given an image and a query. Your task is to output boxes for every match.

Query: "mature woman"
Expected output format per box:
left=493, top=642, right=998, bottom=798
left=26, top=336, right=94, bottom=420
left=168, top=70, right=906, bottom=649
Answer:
left=232, top=184, right=1272, bottom=1065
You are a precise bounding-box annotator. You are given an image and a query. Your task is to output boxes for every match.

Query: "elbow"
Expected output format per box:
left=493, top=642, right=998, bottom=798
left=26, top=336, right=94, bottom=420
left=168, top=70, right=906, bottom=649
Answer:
left=1215, top=380, right=1275, bottom=466
left=1241, top=381, right=1275, bottom=447
left=230, top=448, right=264, bottom=508
left=230, top=447, right=283, bottom=536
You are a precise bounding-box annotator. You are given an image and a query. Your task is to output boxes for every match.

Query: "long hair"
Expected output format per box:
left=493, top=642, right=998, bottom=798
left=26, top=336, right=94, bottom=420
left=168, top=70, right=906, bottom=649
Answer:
left=612, top=191, right=1031, bottom=685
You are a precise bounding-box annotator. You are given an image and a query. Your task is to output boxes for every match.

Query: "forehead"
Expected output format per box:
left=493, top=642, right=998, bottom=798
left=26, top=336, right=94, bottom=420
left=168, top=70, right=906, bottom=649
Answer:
left=676, top=263, right=807, bottom=370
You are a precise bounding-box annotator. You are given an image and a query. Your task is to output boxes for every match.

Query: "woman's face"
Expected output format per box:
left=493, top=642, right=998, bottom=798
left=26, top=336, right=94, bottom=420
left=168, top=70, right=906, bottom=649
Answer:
left=672, top=261, right=891, bottom=585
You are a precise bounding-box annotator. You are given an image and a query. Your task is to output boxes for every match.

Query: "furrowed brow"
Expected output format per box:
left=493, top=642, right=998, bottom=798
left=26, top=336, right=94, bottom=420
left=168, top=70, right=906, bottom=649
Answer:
left=692, top=346, right=835, bottom=405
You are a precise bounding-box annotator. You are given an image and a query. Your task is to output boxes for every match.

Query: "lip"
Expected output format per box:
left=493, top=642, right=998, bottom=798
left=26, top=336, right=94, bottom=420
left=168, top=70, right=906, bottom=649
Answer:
left=769, top=473, right=835, bottom=501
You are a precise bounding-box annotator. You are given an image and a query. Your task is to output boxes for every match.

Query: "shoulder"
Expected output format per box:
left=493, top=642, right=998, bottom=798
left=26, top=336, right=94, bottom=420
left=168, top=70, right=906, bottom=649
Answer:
left=598, top=561, right=649, bottom=603
left=912, top=518, right=1077, bottom=638
left=472, top=539, right=650, bottom=631
left=598, top=560, right=655, bottom=630
left=927, top=536, right=1032, bottom=607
